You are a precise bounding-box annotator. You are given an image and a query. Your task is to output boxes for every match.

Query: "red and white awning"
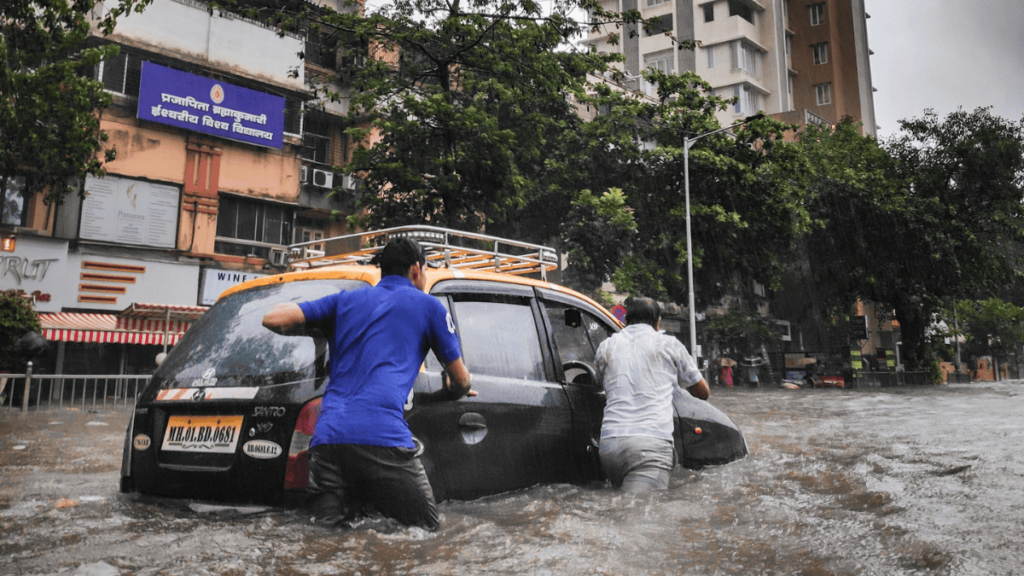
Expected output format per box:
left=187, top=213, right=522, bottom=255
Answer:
left=117, top=302, right=208, bottom=332
left=39, top=303, right=209, bottom=345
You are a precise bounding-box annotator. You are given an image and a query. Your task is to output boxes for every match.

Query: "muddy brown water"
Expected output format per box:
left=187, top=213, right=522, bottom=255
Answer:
left=2, top=381, right=1022, bottom=575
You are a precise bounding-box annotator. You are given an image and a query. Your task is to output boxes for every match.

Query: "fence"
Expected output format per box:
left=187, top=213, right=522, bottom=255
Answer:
left=0, top=366, right=150, bottom=413
left=852, top=371, right=965, bottom=387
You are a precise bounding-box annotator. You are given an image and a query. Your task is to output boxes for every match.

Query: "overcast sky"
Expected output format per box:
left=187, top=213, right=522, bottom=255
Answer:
left=864, top=0, right=1024, bottom=139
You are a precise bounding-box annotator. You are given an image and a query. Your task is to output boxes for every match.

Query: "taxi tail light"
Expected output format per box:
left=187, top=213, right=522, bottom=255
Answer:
left=284, top=398, right=322, bottom=489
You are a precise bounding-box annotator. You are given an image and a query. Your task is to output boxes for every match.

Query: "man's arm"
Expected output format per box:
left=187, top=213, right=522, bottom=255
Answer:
left=443, top=358, right=477, bottom=398
left=687, top=379, right=710, bottom=400
left=262, top=303, right=307, bottom=336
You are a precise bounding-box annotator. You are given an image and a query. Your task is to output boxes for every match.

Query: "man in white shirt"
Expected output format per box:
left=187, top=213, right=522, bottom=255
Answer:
left=595, top=297, right=710, bottom=491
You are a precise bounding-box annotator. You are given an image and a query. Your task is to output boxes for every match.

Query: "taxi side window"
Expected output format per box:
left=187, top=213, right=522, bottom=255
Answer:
left=545, top=303, right=595, bottom=365
left=450, top=296, right=546, bottom=381
left=584, top=312, right=615, bottom=350
left=544, top=302, right=616, bottom=384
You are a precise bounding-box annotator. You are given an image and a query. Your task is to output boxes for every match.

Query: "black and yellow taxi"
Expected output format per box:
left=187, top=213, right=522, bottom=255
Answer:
left=120, top=226, right=747, bottom=504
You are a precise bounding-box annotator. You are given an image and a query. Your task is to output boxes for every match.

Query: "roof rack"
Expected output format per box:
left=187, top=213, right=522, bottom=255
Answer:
left=286, top=225, right=559, bottom=280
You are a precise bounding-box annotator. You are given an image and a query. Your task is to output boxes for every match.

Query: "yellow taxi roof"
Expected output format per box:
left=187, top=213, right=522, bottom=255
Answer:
left=218, top=264, right=620, bottom=326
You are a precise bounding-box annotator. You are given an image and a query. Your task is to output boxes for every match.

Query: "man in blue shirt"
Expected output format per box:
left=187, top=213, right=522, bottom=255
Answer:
left=262, top=237, right=473, bottom=530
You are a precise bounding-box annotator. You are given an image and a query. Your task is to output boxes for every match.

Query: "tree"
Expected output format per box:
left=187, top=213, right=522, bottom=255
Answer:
left=248, top=0, right=621, bottom=233
left=882, top=108, right=1024, bottom=368
left=939, top=298, right=1024, bottom=364
left=0, top=290, right=41, bottom=371
left=797, top=109, right=1024, bottom=370
left=793, top=118, right=901, bottom=358
left=559, top=188, right=636, bottom=295
left=0, top=0, right=150, bottom=215
left=569, top=69, right=809, bottom=308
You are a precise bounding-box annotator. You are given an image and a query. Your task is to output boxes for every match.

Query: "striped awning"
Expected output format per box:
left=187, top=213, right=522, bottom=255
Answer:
left=39, top=303, right=209, bottom=345
left=117, top=302, right=208, bottom=332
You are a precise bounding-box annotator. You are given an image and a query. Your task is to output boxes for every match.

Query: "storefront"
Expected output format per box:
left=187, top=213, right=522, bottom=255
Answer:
left=38, top=303, right=207, bottom=375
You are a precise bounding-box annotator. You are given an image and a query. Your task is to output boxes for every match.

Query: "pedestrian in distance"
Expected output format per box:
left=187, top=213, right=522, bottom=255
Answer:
left=595, top=297, right=710, bottom=492
left=262, top=237, right=474, bottom=531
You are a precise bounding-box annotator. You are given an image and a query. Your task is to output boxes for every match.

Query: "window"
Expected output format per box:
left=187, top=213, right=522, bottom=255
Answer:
left=812, top=42, right=828, bottom=65
left=733, top=84, right=762, bottom=114
left=2, top=176, right=26, bottom=226
left=703, top=3, right=715, bottom=22
left=301, top=111, right=332, bottom=165
left=647, top=0, right=669, bottom=6
left=215, top=195, right=294, bottom=258
left=643, top=50, right=675, bottom=97
left=544, top=302, right=614, bottom=371
left=643, top=14, right=673, bottom=36
left=731, top=40, right=760, bottom=76
left=301, top=111, right=350, bottom=167
left=809, top=3, right=825, bottom=26
left=284, top=97, right=303, bottom=136
left=645, top=50, right=675, bottom=74
left=295, top=216, right=326, bottom=252
left=99, top=51, right=142, bottom=97
left=728, top=0, right=753, bottom=23
left=451, top=297, right=546, bottom=381
left=706, top=45, right=716, bottom=69
left=305, top=24, right=341, bottom=70
left=815, top=82, right=832, bottom=105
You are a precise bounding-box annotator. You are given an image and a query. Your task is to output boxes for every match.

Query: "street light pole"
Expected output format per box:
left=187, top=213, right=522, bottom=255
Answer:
left=682, top=113, right=764, bottom=358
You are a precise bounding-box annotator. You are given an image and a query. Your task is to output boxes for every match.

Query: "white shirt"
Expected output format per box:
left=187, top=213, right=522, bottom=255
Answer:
left=595, top=323, right=703, bottom=441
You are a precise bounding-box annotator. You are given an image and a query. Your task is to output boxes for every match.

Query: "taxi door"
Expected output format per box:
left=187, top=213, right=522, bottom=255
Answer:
left=408, top=280, right=577, bottom=501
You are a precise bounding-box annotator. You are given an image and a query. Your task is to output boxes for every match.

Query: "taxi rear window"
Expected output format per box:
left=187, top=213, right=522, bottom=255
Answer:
left=154, top=279, right=368, bottom=388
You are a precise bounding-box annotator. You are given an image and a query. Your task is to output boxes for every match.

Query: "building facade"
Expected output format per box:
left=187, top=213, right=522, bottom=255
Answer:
left=0, top=0, right=365, bottom=375
left=583, top=0, right=876, bottom=135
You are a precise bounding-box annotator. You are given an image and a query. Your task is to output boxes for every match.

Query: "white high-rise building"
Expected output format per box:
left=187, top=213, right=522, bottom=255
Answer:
left=583, top=0, right=876, bottom=136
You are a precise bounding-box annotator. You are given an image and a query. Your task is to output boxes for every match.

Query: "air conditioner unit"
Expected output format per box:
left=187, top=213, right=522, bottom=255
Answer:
left=340, top=174, right=358, bottom=191
left=268, top=247, right=288, bottom=267
left=312, top=169, right=333, bottom=189
left=299, top=166, right=308, bottom=183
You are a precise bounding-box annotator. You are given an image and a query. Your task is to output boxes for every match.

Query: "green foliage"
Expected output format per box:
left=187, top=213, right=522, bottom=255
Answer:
left=560, top=188, right=636, bottom=294
left=0, top=0, right=150, bottom=207
left=940, top=298, right=1024, bottom=360
left=702, top=307, right=773, bottom=360
left=0, top=290, right=41, bottom=371
left=576, top=70, right=808, bottom=305
left=272, top=0, right=615, bottom=234
left=796, top=110, right=1024, bottom=370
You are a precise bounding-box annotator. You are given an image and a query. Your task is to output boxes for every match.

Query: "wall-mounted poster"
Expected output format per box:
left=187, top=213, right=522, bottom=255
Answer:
left=81, top=174, right=180, bottom=249
left=137, top=62, right=285, bottom=149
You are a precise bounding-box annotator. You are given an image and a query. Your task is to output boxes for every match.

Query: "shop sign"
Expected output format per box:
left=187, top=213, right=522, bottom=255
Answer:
left=200, top=268, right=268, bottom=305
left=0, top=235, right=68, bottom=311
left=81, top=175, right=180, bottom=249
left=138, top=62, right=285, bottom=149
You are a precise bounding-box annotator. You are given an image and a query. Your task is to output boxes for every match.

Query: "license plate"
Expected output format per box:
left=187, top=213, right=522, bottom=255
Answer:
left=161, top=415, right=243, bottom=453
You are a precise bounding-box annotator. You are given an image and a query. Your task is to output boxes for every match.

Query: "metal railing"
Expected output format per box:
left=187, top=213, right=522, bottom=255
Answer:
left=852, top=371, right=940, bottom=387
left=0, top=364, right=149, bottom=413
left=287, top=225, right=560, bottom=280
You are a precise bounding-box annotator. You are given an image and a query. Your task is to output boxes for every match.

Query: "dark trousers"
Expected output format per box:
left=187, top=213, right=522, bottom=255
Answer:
left=308, top=441, right=439, bottom=531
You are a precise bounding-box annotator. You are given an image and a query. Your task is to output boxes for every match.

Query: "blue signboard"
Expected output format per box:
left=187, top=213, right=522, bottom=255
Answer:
left=137, top=62, right=285, bottom=149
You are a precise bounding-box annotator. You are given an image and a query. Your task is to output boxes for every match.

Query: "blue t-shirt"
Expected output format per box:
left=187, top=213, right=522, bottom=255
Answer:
left=298, top=275, right=462, bottom=449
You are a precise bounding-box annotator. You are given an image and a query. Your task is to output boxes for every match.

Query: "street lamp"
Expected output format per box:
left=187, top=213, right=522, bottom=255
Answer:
left=682, top=112, right=764, bottom=358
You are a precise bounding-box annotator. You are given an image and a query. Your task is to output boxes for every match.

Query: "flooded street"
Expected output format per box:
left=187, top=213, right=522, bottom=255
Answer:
left=2, top=381, right=1023, bottom=576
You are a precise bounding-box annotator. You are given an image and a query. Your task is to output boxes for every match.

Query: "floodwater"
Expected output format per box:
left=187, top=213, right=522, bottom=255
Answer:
left=2, top=381, right=1023, bottom=576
